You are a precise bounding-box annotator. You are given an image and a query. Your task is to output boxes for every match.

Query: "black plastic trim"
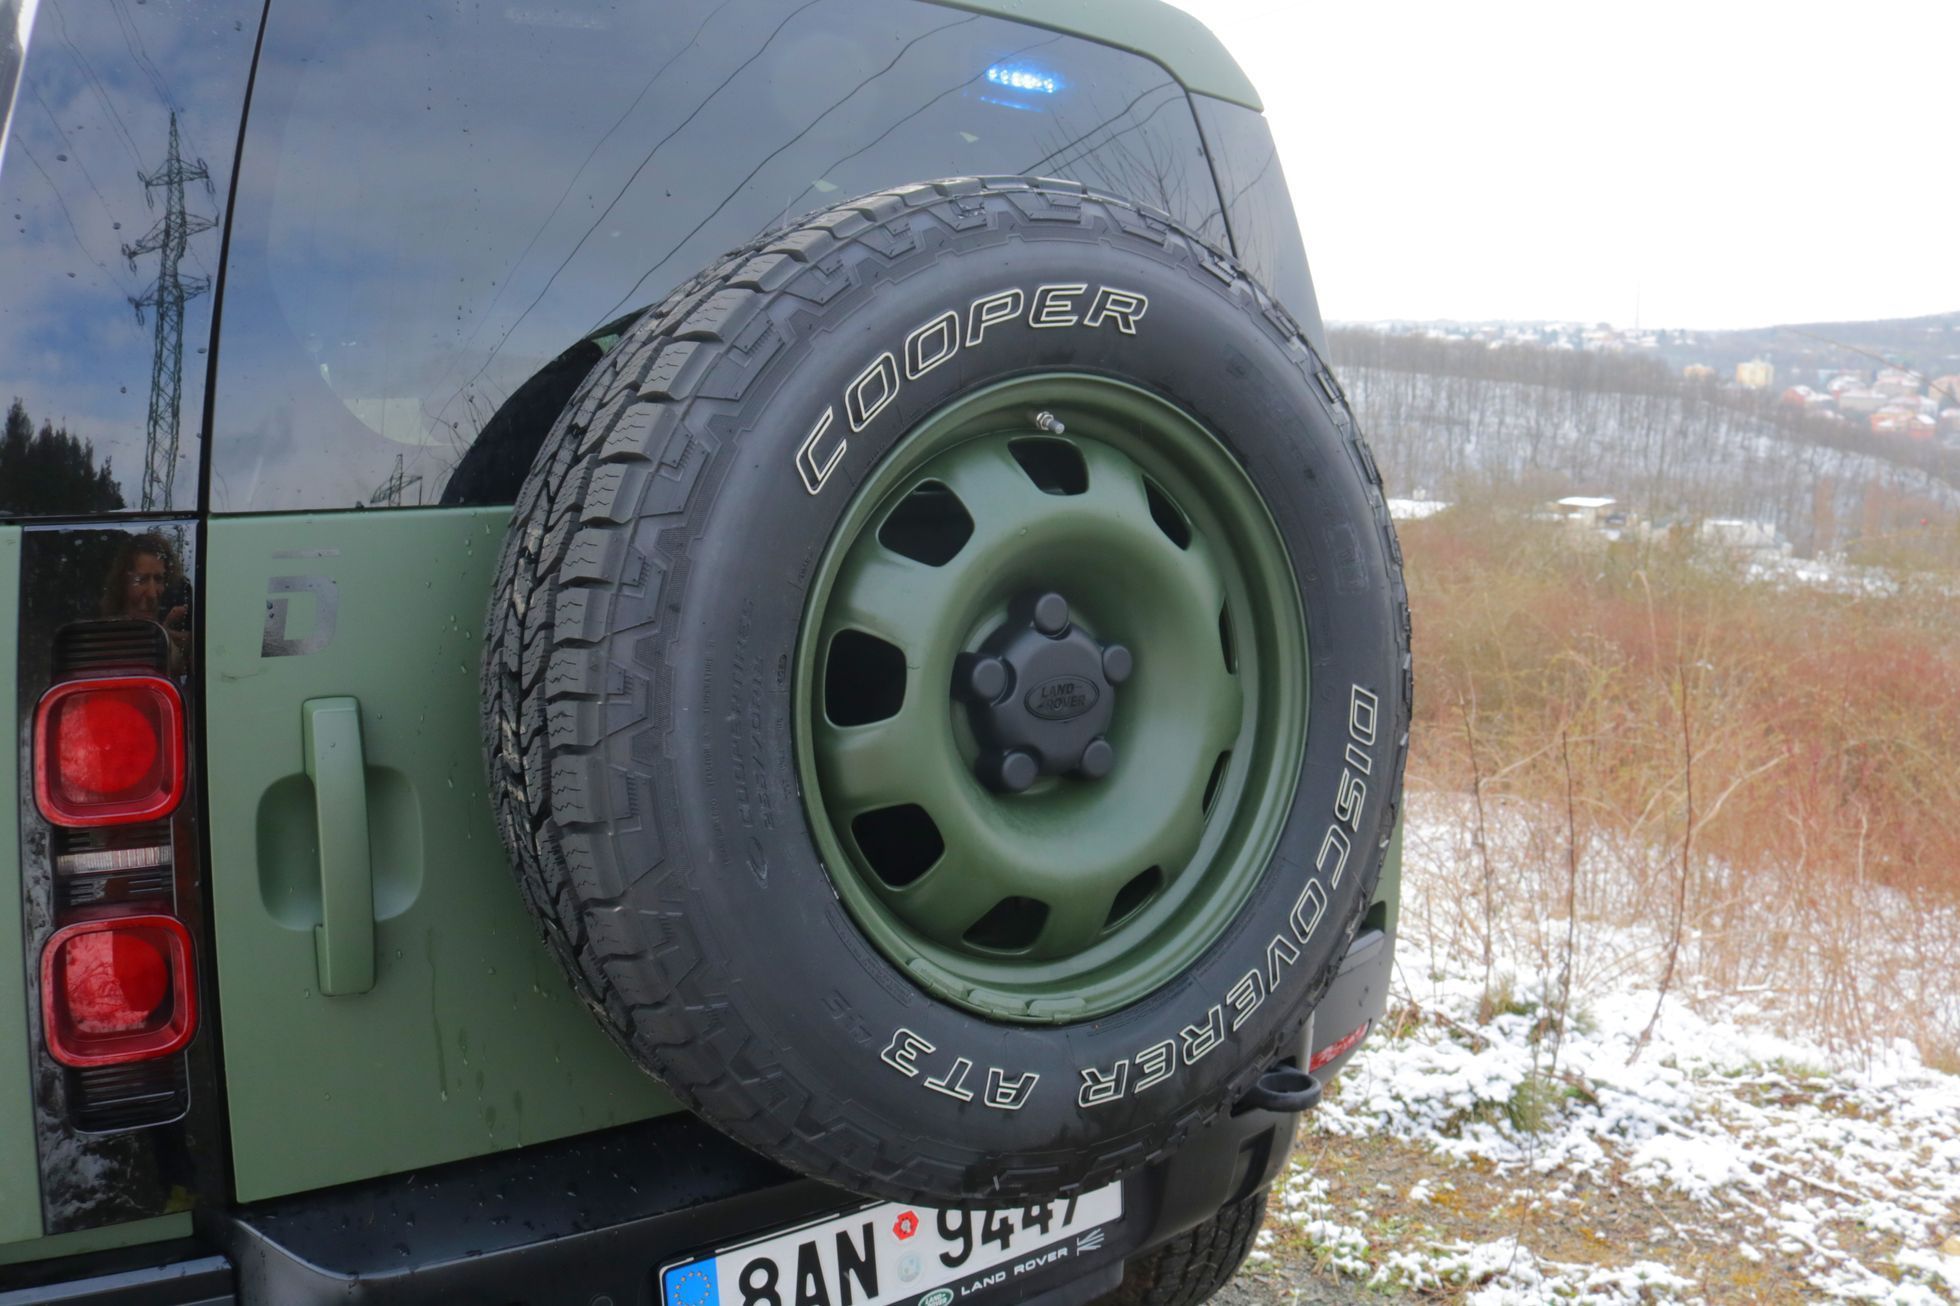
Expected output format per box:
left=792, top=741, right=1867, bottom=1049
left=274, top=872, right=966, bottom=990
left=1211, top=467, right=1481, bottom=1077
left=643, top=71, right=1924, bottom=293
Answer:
left=1308, top=925, right=1393, bottom=1085
left=1237, top=1065, right=1323, bottom=1114
left=0, top=1246, right=232, bottom=1305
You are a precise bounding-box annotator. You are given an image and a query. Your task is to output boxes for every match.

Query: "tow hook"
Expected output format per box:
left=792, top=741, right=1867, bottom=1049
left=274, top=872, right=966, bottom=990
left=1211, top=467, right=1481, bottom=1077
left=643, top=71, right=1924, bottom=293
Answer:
left=1236, top=1063, right=1323, bottom=1114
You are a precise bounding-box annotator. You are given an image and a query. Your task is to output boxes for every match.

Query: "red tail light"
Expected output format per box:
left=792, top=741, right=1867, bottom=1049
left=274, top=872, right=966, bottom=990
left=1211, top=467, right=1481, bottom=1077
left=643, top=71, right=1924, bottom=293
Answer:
left=1308, top=1019, right=1371, bottom=1073
left=41, top=915, right=197, bottom=1067
left=33, top=675, right=186, bottom=827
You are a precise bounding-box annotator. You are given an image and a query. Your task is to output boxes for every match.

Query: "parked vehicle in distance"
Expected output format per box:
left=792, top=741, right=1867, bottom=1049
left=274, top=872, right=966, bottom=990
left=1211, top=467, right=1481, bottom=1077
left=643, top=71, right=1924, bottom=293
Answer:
left=0, top=2, right=1408, bottom=1302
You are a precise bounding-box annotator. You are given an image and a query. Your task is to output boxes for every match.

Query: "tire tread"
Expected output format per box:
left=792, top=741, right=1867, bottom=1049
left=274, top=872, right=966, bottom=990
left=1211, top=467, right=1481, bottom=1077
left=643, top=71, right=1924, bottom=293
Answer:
left=1099, top=1189, right=1269, bottom=1306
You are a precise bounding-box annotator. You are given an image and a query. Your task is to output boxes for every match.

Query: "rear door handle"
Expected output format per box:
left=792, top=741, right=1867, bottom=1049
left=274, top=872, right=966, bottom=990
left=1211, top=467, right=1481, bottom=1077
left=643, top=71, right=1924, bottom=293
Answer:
left=303, top=697, right=374, bottom=996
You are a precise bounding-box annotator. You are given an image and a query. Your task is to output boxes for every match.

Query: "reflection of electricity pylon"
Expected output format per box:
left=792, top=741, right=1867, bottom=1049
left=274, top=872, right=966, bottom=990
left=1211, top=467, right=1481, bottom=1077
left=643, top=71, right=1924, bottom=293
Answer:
left=368, top=453, right=424, bottom=508
left=123, top=112, right=215, bottom=512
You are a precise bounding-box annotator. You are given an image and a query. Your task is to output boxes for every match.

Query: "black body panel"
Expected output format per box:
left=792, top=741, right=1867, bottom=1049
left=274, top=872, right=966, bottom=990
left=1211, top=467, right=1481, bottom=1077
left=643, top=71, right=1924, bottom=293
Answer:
left=13, top=524, right=227, bottom=1236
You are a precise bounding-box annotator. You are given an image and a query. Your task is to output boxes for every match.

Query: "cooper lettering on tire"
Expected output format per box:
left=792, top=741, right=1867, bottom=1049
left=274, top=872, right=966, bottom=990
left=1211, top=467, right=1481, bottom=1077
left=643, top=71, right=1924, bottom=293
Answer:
left=483, top=178, right=1410, bottom=1206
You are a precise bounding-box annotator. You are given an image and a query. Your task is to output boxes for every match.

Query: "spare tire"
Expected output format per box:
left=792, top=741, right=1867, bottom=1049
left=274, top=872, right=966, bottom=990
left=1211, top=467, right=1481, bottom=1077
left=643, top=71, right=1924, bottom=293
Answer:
left=483, top=177, right=1409, bottom=1205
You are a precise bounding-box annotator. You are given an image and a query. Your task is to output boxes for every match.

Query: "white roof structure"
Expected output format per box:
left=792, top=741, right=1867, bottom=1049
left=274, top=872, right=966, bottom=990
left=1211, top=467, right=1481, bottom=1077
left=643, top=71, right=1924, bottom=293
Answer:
left=1556, top=496, right=1617, bottom=509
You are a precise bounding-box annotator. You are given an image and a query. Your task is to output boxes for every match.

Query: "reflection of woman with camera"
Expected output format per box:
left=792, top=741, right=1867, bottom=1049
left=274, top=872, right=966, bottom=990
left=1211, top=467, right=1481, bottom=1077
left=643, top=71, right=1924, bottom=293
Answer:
left=101, top=531, right=190, bottom=674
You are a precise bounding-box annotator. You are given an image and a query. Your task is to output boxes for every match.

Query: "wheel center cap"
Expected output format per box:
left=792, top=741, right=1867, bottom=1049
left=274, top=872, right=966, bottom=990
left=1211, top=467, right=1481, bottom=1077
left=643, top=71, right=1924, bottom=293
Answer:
left=952, top=591, right=1132, bottom=793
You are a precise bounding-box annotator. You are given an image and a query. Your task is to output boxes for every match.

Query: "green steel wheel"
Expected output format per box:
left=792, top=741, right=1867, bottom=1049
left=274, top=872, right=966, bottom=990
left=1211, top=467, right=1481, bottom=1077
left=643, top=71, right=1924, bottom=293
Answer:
left=796, top=375, right=1308, bottom=1022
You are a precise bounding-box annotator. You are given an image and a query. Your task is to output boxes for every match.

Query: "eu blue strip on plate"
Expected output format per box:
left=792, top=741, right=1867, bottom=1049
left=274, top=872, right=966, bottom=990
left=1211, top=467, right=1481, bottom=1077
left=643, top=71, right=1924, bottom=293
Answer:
left=664, top=1259, right=719, bottom=1306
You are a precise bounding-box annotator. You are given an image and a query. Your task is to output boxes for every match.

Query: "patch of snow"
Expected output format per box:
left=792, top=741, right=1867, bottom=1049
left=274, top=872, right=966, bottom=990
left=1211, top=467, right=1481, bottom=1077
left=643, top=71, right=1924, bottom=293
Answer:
left=1285, top=793, right=1960, bottom=1302
left=1388, top=497, right=1450, bottom=520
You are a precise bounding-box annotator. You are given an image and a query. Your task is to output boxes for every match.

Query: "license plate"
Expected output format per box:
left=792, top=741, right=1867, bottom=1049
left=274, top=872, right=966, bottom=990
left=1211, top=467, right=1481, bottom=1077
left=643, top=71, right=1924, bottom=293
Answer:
left=659, top=1183, right=1123, bottom=1306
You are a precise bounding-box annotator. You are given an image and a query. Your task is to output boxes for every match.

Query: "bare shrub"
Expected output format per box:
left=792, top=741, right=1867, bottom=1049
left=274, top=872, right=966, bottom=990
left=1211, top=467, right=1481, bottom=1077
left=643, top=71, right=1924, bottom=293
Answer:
left=1395, top=500, right=1960, bottom=1056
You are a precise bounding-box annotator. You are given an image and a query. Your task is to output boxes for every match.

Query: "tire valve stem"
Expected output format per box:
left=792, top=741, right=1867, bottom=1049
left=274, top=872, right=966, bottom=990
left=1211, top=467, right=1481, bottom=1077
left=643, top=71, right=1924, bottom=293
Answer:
left=1032, top=410, right=1066, bottom=436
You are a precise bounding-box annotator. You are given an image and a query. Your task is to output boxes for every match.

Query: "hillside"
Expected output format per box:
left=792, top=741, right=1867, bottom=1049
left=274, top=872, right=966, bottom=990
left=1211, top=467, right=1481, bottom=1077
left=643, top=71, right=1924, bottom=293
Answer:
left=1326, top=326, right=1960, bottom=558
left=1652, top=313, right=1960, bottom=385
left=1335, top=313, right=1960, bottom=388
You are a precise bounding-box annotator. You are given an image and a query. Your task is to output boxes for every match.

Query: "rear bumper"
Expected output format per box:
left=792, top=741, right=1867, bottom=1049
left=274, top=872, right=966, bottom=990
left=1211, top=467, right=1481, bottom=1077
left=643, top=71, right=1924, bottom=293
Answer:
left=213, top=1109, right=1301, bottom=1306
left=0, top=1109, right=1289, bottom=1306
left=1, top=926, right=1393, bottom=1306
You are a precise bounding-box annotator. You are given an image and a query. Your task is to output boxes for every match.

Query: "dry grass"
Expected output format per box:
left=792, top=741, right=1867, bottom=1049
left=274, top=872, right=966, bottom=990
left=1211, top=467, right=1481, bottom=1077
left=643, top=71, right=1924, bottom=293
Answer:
left=1398, top=491, right=1960, bottom=1056
left=1266, top=1131, right=1824, bottom=1303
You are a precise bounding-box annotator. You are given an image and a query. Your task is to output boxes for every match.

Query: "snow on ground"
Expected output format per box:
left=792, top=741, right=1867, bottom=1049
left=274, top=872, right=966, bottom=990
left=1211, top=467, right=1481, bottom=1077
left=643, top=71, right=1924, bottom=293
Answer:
left=1745, top=554, right=1960, bottom=600
left=1746, top=554, right=1897, bottom=596
left=1268, top=797, right=1960, bottom=1303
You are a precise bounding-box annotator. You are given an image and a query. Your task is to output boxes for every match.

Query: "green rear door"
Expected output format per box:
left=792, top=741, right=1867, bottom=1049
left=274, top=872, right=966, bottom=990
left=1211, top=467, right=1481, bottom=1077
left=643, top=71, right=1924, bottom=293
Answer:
left=201, top=510, right=671, bottom=1202
left=199, top=0, right=1255, bottom=1202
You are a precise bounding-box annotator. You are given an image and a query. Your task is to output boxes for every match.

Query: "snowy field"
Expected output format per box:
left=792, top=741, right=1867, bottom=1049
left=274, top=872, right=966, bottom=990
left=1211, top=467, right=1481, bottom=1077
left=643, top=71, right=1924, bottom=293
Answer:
left=1243, top=798, right=1960, bottom=1303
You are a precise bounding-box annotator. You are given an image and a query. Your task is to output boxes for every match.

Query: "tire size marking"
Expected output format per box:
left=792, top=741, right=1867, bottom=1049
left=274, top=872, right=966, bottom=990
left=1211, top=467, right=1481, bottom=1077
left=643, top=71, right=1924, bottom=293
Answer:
left=795, top=284, right=1150, bottom=495
left=1075, top=684, right=1382, bottom=1109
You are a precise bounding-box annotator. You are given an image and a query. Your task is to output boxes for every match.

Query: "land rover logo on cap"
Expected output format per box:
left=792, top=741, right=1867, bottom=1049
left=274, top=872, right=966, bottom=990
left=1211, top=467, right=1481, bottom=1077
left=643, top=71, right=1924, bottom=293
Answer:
left=1025, top=675, right=1098, bottom=721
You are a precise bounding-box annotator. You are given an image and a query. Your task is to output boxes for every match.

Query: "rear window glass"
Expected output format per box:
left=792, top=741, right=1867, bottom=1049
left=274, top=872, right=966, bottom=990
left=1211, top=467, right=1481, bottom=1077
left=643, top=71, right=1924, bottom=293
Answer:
left=212, top=0, right=1223, bottom=512
left=0, top=0, right=259, bottom=520
left=1190, top=94, right=1324, bottom=357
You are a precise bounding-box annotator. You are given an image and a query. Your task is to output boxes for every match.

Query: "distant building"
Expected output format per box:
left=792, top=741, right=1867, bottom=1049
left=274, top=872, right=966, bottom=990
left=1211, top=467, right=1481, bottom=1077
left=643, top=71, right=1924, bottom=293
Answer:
left=1553, top=495, right=1617, bottom=524
left=1870, top=406, right=1936, bottom=439
left=1735, top=358, right=1775, bottom=389
left=1838, top=389, right=1886, bottom=416
left=1929, top=375, right=1960, bottom=410
left=1699, top=518, right=1790, bottom=559
left=1682, top=363, right=1717, bottom=383
left=1544, top=496, right=1652, bottom=543
left=1547, top=496, right=1640, bottom=539
left=1873, top=368, right=1923, bottom=399
left=1781, top=385, right=1833, bottom=414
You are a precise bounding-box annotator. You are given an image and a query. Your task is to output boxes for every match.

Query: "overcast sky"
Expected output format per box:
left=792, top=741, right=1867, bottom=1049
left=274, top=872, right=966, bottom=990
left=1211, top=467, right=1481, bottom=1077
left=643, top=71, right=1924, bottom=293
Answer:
left=1170, top=0, right=1960, bottom=331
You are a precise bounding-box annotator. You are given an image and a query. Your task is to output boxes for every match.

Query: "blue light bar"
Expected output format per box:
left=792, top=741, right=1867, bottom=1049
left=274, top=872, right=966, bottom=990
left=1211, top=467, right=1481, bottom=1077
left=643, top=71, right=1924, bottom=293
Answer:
left=985, top=63, right=1061, bottom=95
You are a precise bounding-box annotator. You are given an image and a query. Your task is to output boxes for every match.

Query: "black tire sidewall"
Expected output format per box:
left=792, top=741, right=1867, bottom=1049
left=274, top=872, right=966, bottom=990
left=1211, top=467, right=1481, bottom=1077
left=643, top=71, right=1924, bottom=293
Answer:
left=588, top=200, right=1403, bottom=1192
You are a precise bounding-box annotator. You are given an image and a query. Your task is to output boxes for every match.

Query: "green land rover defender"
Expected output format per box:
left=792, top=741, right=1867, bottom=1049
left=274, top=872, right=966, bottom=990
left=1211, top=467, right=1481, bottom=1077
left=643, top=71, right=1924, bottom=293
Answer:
left=0, top=1, right=1408, bottom=1302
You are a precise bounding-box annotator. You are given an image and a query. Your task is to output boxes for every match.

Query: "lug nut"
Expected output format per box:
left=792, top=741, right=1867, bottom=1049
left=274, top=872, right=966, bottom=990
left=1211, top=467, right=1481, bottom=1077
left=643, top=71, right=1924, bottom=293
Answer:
left=988, top=749, right=1040, bottom=793
left=1101, top=644, right=1133, bottom=685
left=1078, top=737, right=1114, bottom=779
left=1031, top=592, right=1070, bottom=637
left=954, top=652, right=1009, bottom=703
